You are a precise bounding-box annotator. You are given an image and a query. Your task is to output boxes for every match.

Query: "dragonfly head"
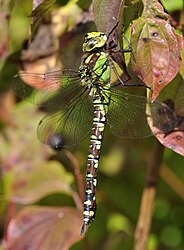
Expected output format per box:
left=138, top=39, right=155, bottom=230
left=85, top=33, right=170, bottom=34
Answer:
left=83, top=32, right=107, bottom=52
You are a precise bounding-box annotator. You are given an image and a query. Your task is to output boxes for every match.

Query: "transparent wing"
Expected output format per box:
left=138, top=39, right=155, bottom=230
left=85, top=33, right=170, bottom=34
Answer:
left=37, top=90, right=94, bottom=147
left=12, top=70, right=81, bottom=107
left=108, top=88, right=177, bottom=139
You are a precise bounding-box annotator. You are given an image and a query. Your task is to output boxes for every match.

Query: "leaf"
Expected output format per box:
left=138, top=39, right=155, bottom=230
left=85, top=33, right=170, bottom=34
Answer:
left=30, top=0, right=56, bottom=37
left=31, top=0, right=56, bottom=19
left=0, top=92, right=14, bottom=125
left=93, top=0, right=134, bottom=77
left=0, top=0, right=10, bottom=59
left=78, top=0, right=92, bottom=11
left=147, top=74, right=184, bottom=156
left=5, top=206, right=83, bottom=250
left=130, top=0, right=183, bottom=101
left=33, top=0, right=49, bottom=9
left=93, top=0, right=123, bottom=34
left=179, top=45, right=184, bottom=77
left=4, top=161, right=75, bottom=204
left=0, top=102, right=51, bottom=171
left=159, top=0, right=183, bottom=12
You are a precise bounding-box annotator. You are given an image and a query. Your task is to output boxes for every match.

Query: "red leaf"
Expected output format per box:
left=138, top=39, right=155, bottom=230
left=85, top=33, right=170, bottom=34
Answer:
left=153, top=130, right=184, bottom=156
left=4, top=206, right=83, bottom=250
left=4, top=161, right=75, bottom=204
left=147, top=75, right=184, bottom=156
left=130, top=3, right=183, bottom=101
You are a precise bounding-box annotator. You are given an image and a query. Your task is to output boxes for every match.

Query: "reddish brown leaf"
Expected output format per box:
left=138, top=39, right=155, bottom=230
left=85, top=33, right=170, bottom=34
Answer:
left=4, top=206, right=83, bottom=250
left=4, top=161, right=75, bottom=204
left=179, top=44, right=184, bottom=77
left=0, top=103, right=51, bottom=172
left=152, top=129, right=184, bottom=156
left=93, top=0, right=123, bottom=34
left=130, top=2, right=183, bottom=101
left=0, top=92, right=15, bottom=125
left=147, top=75, right=184, bottom=156
left=0, top=0, right=11, bottom=67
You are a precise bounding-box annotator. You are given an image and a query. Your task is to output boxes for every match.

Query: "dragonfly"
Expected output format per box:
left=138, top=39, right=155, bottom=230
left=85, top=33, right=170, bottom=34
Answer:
left=12, top=25, right=177, bottom=235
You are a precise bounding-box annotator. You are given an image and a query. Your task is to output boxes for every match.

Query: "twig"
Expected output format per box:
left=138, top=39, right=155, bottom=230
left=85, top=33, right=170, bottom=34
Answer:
left=160, top=164, right=184, bottom=200
left=64, top=150, right=91, bottom=249
left=64, top=150, right=85, bottom=203
left=134, top=139, right=165, bottom=250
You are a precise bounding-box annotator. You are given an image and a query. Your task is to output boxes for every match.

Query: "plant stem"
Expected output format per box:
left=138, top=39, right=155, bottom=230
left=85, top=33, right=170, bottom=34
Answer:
left=64, top=150, right=85, bottom=202
left=134, top=139, right=164, bottom=250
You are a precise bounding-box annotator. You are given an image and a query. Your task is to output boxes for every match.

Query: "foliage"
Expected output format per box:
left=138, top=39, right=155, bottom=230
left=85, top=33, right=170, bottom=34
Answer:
left=0, top=0, right=183, bottom=250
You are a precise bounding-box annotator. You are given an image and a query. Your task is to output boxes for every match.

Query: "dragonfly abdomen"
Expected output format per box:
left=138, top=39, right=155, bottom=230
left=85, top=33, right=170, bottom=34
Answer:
left=82, top=90, right=110, bottom=233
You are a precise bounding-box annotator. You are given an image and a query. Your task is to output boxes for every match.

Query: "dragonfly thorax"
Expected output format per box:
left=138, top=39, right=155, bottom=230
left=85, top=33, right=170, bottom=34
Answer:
left=79, top=51, right=110, bottom=91
left=83, top=32, right=107, bottom=52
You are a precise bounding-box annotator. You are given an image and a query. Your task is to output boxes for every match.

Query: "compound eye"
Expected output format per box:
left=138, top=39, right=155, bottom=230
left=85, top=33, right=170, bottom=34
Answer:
left=88, top=39, right=97, bottom=48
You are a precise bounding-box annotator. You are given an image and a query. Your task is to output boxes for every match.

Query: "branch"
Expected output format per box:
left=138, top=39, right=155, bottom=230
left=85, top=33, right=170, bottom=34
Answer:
left=134, top=139, right=165, bottom=250
left=64, top=150, right=85, bottom=203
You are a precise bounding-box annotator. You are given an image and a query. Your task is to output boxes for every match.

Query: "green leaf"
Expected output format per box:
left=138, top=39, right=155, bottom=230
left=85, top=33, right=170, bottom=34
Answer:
left=30, top=0, right=56, bottom=37
left=160, top=0, right=183, bottom=12
left=78, top=0, right=92, bottom=10
left=31, top=0, right=56, bottom=17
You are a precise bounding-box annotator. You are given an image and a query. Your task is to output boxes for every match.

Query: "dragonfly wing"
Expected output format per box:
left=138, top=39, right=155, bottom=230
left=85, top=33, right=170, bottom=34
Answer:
left=37, top=90, right=94, bottom=147
left=12, top=70, right=81, bottom=106
left=108, top=89, right=177, bottom=139
left=108, top=89, right=151, bottom=138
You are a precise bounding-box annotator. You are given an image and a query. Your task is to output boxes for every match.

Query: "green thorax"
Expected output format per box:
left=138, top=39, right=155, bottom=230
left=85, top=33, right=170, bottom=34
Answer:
left=79, top=32, right=111, bottom=95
